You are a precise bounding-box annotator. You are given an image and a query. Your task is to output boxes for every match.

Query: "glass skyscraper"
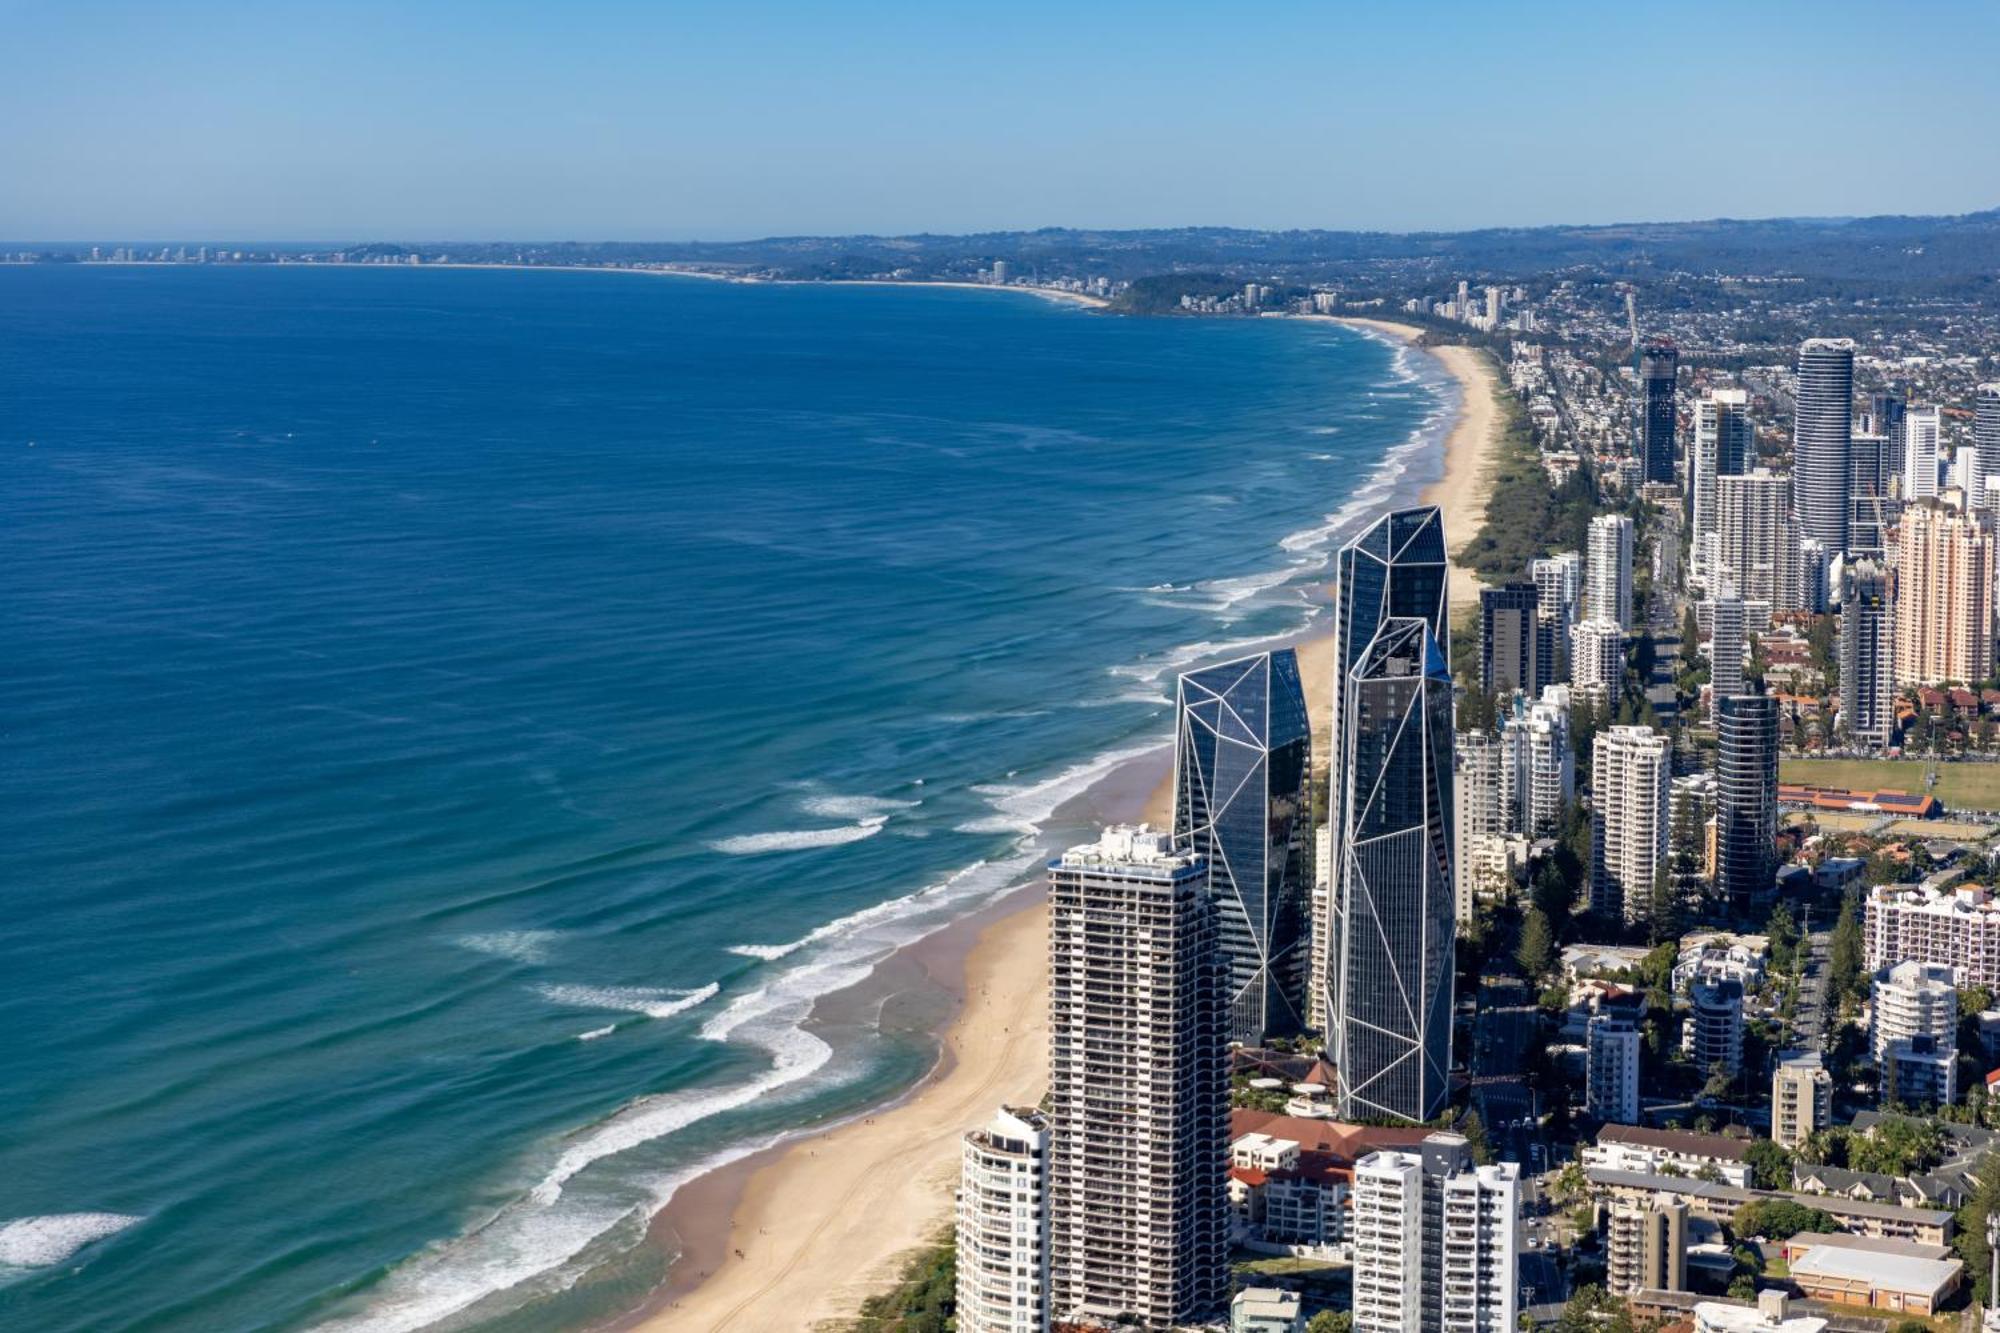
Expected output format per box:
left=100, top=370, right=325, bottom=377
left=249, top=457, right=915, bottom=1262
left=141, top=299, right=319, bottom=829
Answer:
left=1794, top=338, right=1855, bottom=552
left=1173, top=649, right=1312, bottom=1044
left=1638, top=341, right=1679, bottom=486
left=1716, top=693, right=1778, bottom=914
left=1332, top=617, right=1455, bottom=1124
left=1325, top=505, right=1448, bottom=1041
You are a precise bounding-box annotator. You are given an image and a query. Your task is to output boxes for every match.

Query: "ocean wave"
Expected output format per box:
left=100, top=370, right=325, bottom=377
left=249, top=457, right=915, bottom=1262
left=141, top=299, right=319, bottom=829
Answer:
left=797, top=793, right=920, bottom=820
left=707, top=817, right=888, bottom=855
left=575, top=1025, right=616, bottom=1042
left=0, top=1212, right=141, bottom=1270
left=454, top=930, right=563, bottom=965
left=532, top=983, right=720, bottom=1021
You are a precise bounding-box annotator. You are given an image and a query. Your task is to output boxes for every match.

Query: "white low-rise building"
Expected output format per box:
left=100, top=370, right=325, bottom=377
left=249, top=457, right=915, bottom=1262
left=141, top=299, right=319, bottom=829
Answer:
left=1582, top=1125, right=1753, bottom=1188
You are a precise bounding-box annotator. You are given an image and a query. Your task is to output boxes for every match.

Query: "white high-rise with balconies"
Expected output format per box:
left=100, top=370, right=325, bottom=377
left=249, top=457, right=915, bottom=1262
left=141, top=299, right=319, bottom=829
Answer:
left=1771, top=1051, right=1831, bottom=1151
left=956, top=1106, right=1051, bottom=1333
left=1904, top=406, right=1942, bottom=501
left=1715, top=469, right=1801, bottom=609
left=1570, top=618, right=1625, bottom=706
left=1501, top=687, right=1573, bottom=837
left=1046, top=825, right=1228, bottom=1329
left=1588, top=514, right=1635, bottom=628
left=1590, top=726, right=1670, bottom=926
left=1689, top=389, right=1754, bottom=589
left=1351, top=1133, right=1518, bottom=1333
left=1587, top=1012, right=1642, bottom=1124
left=1871, top=960, right=1959, bottom=1106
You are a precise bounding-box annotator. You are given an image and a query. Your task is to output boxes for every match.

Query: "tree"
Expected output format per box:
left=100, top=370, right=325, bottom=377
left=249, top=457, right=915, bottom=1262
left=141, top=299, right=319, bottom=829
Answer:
left=1827, top=891, right=1865, bottom=1004
left=1765, top=903, right=1801, bottom=975
left=1745, top=1138, right=1794, bottom=1191
left=1954, top=1151, right=2000, bottom=1304
left=1847, top=1116, right=1947, bottom=1176
left=1647, top=866, right=1684, bottom=945
left=1518, top=905, right=1555, bottom=980
left=1731, top=1199, right=1838, bottom=1242
left=1308, top=1313, right=1354, bottom=1333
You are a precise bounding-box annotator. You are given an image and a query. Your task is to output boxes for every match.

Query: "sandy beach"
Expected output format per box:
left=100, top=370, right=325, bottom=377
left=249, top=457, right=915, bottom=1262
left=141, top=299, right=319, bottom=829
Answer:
left=619, top=316, right=1504, bottom=1333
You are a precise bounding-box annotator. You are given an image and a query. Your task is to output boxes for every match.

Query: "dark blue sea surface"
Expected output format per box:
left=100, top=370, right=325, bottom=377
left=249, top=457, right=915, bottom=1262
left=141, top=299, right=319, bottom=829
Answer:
left=0, top=266, right=1449, bottom=1331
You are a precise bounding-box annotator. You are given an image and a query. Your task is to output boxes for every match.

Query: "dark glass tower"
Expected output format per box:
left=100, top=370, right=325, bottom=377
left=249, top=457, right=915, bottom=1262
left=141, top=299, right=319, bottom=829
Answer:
left=1479, top=582, right=1548, bottom=696
left=1715, top=694, right=1778, bottom=914
left=1840, top=560, right=1892, bottom=748
left=1332, top=617, right=1455, bottom=1123
left=1326, top=506, right=1448, bottom=1032
left=1174, top=649, right=1311, bottom=1043
left=1639, top=341, right=1679, bottom=485
left=1976, top=384, right=2000, bottom=512
left=1794, top=339, right=1855, bottom=552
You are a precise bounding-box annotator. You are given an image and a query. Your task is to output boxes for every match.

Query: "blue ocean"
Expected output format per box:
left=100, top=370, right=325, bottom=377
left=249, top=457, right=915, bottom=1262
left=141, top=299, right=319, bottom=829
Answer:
left=0, top=266, right=1450, bottom=1331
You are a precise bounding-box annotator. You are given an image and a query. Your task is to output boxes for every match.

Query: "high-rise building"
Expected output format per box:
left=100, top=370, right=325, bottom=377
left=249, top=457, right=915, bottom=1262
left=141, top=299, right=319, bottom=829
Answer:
left=1689, top=389, right=1754, bottom=588
left=1871, top=961, right=1959, bottom=1107
left=1839, top=559, right=1894, bottom=748
left=1047, top=826, right=1227, bottom=1329
left=1327, top=508, right=1448, bottom=1034
left=1485, top=285, right=1502, bottom=326
left=1687, top=977, right=1745, bottom=1077
left=1480, top=582, right=1549, bottom=695
left=1588, top=513, right=1635, bottom=627
left=1587, top=1011, right=1642, bottom=1124
left=1454, top=729, right=1509, bottom=924
left=1639, top=341, right=1679, bottom=486
left=1771, top=1051, right=1831, bottom=1151
left=1715, top=694, right=1777, bottom=914
left=1331, top=618, right=1454, bottom=1124
left=1893, top=498, right=1995, bottom=688
left=1864, top=883, right=2000, bottom=990
left=1708, top=593, right=1747, bottom=700
left=1591, top=726, right=1670, bottom=926
left=1715, top=469, right=1801, bottom=609
left=1501, top=686, right=1573, bottom=837
left=1903, top=406, right=1942, bottom=502
left=1531, top=550, right=1584, bottom=678
left=1977, top=385, right=2000, bottom=512
left=1351, top=1134, right=1519, bottom=1333
left=1607, top=1200, right=1688, bottom=1296
left=1671, top=773, right=1718, bottom=897
left=1793, top=338, right=1855, bottom=552
left=1871, top=390, right=1906, bottom=460
left=1850, top=431, right=1889, bottom=557
left=1570, top=618, right=1625, bottom=706
left=1175, top=651, right=1312, bottom=1043
left=956, top=1106, right=1050, bottom=1333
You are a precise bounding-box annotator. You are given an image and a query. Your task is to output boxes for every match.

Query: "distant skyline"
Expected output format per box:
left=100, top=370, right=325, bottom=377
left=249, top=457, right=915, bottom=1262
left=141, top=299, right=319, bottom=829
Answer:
left=6, top=0, right=2000, bottom=241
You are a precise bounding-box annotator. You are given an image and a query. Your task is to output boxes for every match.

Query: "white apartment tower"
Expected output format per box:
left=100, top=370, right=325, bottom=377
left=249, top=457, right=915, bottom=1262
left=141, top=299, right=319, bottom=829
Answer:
left=1865, top=883, right=2000, bottom=990
left=1454, top=729, right=1509, bottom=923
left=1715, top=469, right=1800, bottom=610
left=1689, top=389, right=1754, bottom=589
left=1770, top=1051, right=1831, bottom=1151
left=1904, top=406, right=1942, bottom=501
left=1587, top=1012, right=1642, bottom=1125
left=1046, top=826, right=1228, bottom=1328
left=956, top=1106, right=1051, bottom=1333
left=1587, top=514, right=1635, bottom=628
left=1351, top=1133, right=1519, bottom=1333
left=1708, top=592, right=1747, bottom=700
left=1501, top=687, right=1574, bottom=837
left=1871, top=960, right=1959, bottom=1107
left=1687, top=978, right=1744, bottom=1077
left=1590, top=726, right=1670, bottom=925
left=1570, top=618, right=1625, bottom=706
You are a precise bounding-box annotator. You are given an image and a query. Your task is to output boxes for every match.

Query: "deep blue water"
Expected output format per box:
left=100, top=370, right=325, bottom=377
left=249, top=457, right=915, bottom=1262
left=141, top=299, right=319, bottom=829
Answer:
left=0, top=266, right=1449, bottom=1331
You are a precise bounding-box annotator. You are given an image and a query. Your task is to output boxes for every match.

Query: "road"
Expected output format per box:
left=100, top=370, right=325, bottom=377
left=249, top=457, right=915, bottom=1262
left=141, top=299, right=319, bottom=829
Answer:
left=1792, top=928, right=1832, bottom=1052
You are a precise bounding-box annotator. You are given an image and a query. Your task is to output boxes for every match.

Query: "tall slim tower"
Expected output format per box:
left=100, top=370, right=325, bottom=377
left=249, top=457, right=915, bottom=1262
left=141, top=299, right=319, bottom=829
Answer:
left=1047, top=826, right=1227, bottom=1329
left=1708, top=592, right=1747, bottom=700
left=1479, top=582, right=1547, bottom=695
left=1326, top=508, right=1448, bottom=1031
left=1638, top=340, right=1679, bottom=485
left=1587, top=513, right=1635, bottom=627
left=1591, top=726, right=1671, bottom=926
left=1688, top=389, right=1753, bottom=587
left=1332, top=618, right=1455, bottom=1124
left=1793, top=338, right=1855, bottom=552
left=1904, top=406, right=1942, bottom=502
left=1839, top=559, right=1893, bottom=749
left=1976, top=384, right=2000, bottom=511
left=1715, top=694, right=1777, bottom=914
left=1174, top=650, right=1311, bottom=1043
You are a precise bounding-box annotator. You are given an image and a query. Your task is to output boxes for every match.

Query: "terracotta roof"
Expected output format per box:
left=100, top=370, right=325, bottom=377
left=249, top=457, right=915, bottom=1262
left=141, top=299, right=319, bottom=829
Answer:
left=1230, top=1108, right=1435, bottom=1160
left=1230, top=1166, right=1269, bottom=1187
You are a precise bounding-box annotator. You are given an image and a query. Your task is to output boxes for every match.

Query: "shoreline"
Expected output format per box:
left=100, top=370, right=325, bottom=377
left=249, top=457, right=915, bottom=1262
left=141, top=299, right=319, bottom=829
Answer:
left=422, top=260, right=1112, bottom=308
left=614, top=317, right=1496, bottom=1333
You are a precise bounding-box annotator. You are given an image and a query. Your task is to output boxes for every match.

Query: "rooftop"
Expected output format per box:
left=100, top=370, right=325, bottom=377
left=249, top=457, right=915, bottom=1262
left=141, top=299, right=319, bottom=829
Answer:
left=1789, top=1244, right=1963, bottom=1295
left=1598, top=1123, right=1753, bottom=1161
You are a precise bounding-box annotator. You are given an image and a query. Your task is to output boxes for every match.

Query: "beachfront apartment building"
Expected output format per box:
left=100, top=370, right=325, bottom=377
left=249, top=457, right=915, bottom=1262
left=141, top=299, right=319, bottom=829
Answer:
left=1865, top=884, right=2000, bottom=991
left=1047, top=825, right=1228, bottom=1330
left=956, top=1106, right=1051, bottom=1333
left=1351, top=1133, right=1518, bottom=1333
left=1587, top=513, right=1634, bottom=628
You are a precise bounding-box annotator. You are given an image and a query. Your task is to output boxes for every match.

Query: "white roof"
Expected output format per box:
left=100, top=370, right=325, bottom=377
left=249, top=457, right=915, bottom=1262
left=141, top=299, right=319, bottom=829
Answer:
left=1790, top=1244, right=1963, bottom=1296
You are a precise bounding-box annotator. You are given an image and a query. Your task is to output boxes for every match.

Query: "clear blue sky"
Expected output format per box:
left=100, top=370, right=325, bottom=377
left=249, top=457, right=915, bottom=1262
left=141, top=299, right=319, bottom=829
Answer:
left=5, top=0, right=1998, bottom=241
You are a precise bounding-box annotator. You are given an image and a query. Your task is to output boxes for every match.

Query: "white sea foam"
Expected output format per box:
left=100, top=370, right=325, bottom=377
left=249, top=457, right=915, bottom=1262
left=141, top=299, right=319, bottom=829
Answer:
left=707, top=816, right=888, bottom=854
left=797, top=793, right=919, bottom=820
left=0, top=1212, right=141, bottom=1269
left=532, top=983, right=719, bottom=1021
left=455, top=930, right=563, bottom=965
left=575, top=1025, right=616, bottom=1042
